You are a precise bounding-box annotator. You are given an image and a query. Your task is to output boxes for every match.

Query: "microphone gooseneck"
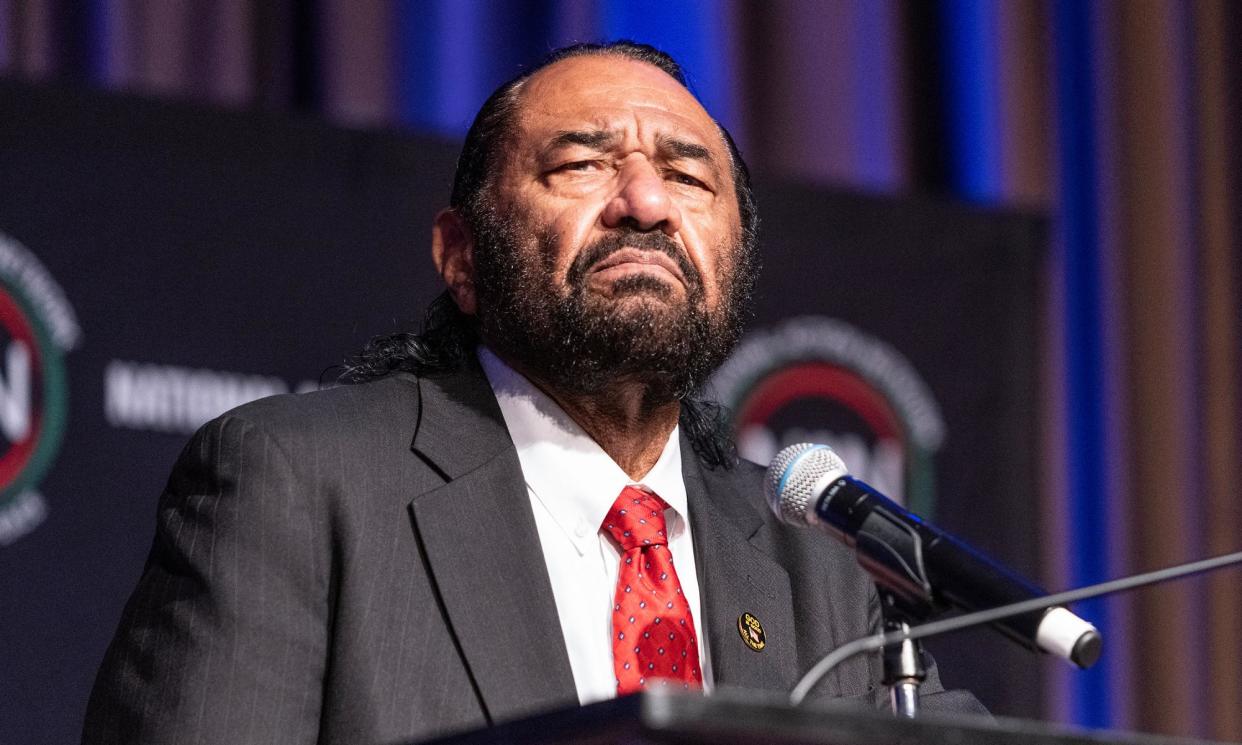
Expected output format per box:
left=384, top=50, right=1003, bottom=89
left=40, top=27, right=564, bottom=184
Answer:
left=787, top=548, right=1242, bottom=705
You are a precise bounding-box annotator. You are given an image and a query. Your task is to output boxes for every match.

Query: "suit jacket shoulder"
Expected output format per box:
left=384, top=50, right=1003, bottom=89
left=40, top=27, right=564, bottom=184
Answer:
left=83, top=370, right=543, bottom=745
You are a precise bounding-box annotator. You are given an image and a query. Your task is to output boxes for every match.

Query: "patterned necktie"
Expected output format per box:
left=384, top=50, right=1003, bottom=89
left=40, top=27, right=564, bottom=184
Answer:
left=602, top=486, right=703, bottom=695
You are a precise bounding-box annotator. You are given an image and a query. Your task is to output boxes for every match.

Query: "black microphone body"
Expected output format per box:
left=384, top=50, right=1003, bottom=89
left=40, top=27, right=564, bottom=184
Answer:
left=819, top=474, right=1050, bottom=652
left=768, top=443, right=1101, bottom=668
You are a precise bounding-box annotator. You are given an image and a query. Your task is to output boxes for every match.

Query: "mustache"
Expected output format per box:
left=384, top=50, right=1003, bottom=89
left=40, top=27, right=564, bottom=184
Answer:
left=566, top=229, right=701, bottom=289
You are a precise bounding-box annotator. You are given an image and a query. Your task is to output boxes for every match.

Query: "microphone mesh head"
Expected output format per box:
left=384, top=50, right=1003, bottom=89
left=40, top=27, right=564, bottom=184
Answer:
left=764, top=444, right=849, bottom=526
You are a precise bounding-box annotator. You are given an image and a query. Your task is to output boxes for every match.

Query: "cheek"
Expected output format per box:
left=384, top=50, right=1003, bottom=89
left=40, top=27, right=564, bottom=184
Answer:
left=545, top=205, right=603, bottom=276
left=704, top=248, right=733, bottom=307
left=685, top=228, right=735, bottom=305
left=711, top=209, right=747, bottom=297
left=685, top=197, right=742, bottom=290
left=497, top=195, right=575, bottom=275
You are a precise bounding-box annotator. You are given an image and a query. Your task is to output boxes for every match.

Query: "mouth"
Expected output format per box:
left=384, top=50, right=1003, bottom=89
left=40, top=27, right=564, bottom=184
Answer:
left=588, top=247, right=688, bottom=286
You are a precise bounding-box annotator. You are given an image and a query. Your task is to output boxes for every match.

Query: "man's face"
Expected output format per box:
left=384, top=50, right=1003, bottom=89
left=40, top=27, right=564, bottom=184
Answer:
left=469, top=55, right=752, bottom=400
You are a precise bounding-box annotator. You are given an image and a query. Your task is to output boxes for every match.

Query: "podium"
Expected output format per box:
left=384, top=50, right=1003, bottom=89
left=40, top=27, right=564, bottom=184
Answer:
left=418, top=689, right=1228, bottom=745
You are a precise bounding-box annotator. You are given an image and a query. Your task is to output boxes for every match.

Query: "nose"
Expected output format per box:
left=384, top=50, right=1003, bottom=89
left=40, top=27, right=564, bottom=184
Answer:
left=601, top=158, right=683, bottom=235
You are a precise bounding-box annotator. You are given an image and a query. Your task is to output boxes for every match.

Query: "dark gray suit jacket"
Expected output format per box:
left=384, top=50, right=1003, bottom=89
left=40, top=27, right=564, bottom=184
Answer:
left=83, top=366, right=983, bottom=744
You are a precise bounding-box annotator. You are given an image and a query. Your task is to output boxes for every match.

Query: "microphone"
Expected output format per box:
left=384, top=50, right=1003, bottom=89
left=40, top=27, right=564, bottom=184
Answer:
left=765, top=443, right=1102, bottom=669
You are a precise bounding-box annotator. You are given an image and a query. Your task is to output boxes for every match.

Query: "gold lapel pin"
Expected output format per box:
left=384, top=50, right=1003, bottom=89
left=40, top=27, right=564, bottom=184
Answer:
left=737, top=612, right=766, bottom=652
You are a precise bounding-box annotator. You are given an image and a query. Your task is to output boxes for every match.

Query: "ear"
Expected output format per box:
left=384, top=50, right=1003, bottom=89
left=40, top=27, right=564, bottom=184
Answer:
left=431, top=208, right=478, bottom=315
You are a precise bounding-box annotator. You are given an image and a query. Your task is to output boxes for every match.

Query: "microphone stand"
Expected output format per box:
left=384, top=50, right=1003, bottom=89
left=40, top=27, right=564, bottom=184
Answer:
left=878, top=591, right=927, bottom=718
left=791, top=549, right=1242, bottom=710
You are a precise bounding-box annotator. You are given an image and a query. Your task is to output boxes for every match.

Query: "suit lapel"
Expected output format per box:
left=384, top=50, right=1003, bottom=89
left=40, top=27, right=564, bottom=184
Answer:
left=407, top=368, right=578, bottom=723
left=407, top=368, right=801, bottom=714
left=683, top=449, right=800, bottom=694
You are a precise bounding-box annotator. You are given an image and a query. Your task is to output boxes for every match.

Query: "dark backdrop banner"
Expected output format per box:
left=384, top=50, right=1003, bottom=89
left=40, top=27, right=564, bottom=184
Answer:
left=0, top=81, right=1045, bottom=745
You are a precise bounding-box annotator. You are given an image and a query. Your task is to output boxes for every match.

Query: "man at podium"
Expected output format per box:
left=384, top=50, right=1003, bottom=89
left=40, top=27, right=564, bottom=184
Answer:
left=83, top=41, right=983, bottom=745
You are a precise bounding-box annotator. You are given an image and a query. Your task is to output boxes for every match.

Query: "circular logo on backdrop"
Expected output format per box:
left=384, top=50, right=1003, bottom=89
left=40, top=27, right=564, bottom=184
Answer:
left=0, top=232, right=81, bottom=546
left=711, top=317, right=944, bottom=516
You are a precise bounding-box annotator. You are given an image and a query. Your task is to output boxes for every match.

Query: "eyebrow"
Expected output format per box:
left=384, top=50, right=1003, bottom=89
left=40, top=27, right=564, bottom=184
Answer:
left=546, top=130, right=619, bottom=151
left=540, top=128, right=722, bottom=178
left=657, top=135, right=715, bottom=167
left=545, top=130, right=716, bottom=162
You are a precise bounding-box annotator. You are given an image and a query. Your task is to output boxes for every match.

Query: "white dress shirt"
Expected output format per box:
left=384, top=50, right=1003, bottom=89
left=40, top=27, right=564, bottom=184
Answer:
left=478, top=347, right=712, bottom=704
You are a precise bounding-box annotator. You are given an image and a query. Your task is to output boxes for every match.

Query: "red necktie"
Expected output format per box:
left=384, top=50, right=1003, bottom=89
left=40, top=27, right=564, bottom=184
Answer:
left=602, top=486, right=703, bottom=695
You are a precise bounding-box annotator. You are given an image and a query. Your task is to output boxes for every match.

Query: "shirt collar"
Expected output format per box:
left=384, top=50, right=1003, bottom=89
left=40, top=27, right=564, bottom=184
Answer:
left=477, top=346, right=686, bottom=555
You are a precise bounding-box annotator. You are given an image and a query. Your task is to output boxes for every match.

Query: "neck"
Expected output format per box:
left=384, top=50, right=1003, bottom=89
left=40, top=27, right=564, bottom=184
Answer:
left=550, top=387, right=680, bottom=480
left=501, top=356, right=680, bottom=480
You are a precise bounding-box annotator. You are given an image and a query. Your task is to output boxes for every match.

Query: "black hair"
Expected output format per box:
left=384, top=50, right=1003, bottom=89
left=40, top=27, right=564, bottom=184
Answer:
left=344, top=41, right=754, bottom=469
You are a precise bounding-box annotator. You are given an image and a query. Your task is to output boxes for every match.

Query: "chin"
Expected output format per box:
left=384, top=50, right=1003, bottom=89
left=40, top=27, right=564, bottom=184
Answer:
left=589, top=293, right=692, bottom=330
left=594, top=278, right=692, bottom=315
